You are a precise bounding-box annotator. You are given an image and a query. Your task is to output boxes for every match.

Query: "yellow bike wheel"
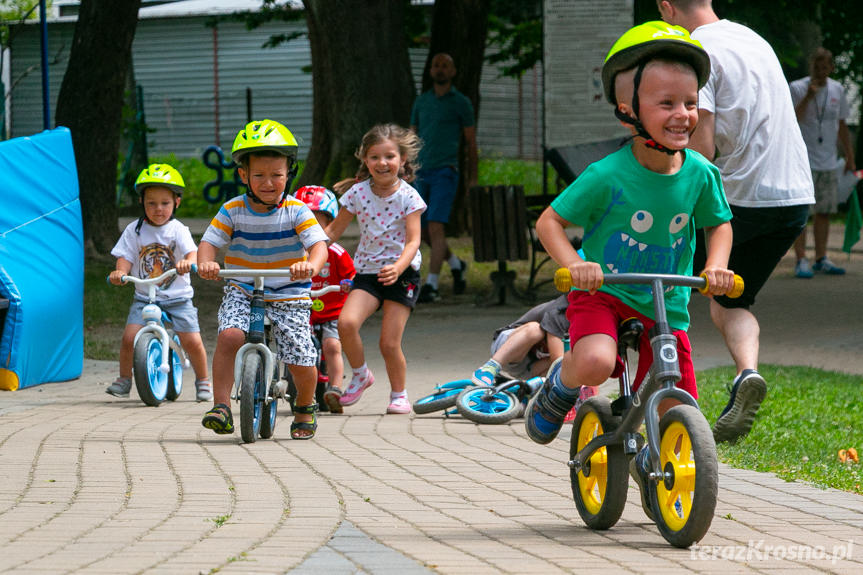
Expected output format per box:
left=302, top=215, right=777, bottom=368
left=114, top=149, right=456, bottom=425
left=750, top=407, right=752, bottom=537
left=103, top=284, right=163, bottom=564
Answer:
left=570, top=396, right=627, bottom=530
left=650, top=405, right=718, bottom=548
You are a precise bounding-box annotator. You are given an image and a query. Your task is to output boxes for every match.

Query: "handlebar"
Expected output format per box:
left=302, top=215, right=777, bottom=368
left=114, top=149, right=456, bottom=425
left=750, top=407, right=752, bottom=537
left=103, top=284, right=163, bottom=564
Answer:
left=108, top=264, right=198, bottom=286
left=553, top=268, right=744, bottom=299
left=216, top=268, right=352, bottom=295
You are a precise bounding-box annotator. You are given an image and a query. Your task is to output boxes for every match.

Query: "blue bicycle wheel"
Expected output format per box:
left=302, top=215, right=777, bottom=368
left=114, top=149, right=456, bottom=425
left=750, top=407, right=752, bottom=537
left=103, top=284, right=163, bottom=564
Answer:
left=133, top=332, right=168, bottom=407
left=259, top=375, right=278, bottom=439
left=412, top=379, right=474, bottom=414
left=455, top=387, right=520, bottom=424
left=239, top=352, right=264, bottom=443
left=166, top=333, right=183, bottom=401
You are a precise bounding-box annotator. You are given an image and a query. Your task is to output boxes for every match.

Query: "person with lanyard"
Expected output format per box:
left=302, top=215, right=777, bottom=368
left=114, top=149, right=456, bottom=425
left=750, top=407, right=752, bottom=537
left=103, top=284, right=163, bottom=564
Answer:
left=789, top=47, right=857, bottom=278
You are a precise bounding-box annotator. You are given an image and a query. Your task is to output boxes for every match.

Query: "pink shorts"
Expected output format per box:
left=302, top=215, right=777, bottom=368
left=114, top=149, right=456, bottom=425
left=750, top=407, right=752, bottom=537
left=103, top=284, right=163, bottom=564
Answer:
left=565, top=290, right=697, bottom=399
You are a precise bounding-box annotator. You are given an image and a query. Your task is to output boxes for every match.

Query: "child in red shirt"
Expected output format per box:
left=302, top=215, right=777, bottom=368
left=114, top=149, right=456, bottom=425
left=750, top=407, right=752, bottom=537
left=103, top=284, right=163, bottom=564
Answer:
left=295, top=186, right=356, bottom=413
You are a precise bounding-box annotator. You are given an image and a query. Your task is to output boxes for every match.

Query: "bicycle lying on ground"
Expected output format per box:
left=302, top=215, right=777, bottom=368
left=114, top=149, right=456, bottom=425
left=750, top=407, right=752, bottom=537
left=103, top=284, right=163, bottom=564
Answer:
left=554, top=268, right=743, bottom=548
left=454, top=376, right=543, bottom=424
left=110, top=267, right=192, bottom=406
left=412, top=375, right=543, bottom=424
left=216, top=269, right=348, bottom=443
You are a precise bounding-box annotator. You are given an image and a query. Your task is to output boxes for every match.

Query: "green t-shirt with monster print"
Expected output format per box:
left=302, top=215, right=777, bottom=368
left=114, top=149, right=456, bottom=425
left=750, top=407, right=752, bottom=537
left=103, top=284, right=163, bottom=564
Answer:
left=551, top=145, right=731, bottom=331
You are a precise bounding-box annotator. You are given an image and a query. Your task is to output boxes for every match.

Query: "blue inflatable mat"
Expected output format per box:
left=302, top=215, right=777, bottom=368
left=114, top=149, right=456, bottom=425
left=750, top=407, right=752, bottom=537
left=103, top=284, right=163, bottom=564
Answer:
left=0, top=128, right=83, bottom=390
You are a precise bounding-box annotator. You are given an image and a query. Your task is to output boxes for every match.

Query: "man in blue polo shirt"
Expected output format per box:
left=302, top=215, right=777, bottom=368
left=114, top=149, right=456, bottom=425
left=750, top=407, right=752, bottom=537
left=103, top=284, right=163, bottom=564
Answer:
left=411, top=53, right=479, bottom=303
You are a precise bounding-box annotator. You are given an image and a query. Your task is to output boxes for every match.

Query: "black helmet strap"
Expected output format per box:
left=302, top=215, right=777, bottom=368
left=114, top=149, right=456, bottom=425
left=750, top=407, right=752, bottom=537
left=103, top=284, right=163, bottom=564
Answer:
left=614, top=62, right=680, bottom=157
left=245, top=160, right=299, bottom=211
left=135, top=191, right=179, bottom=235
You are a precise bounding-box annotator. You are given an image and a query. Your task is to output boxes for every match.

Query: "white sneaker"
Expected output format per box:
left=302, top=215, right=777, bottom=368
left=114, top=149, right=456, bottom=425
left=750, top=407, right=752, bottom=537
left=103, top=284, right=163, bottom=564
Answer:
left=195, top=379, right=213, bottom=402
left=794, top=258, right=813, bottom=278
left=813, top=257, right=845, bottom=275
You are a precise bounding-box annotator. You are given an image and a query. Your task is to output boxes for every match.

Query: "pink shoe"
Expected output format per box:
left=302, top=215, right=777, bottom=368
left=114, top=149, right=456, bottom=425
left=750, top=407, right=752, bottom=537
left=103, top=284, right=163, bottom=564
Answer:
left=575, top=385, right=598, bottom=411
left=386, top=395, right=411, bottom=414
left=340, top=369, right=374, bottom=406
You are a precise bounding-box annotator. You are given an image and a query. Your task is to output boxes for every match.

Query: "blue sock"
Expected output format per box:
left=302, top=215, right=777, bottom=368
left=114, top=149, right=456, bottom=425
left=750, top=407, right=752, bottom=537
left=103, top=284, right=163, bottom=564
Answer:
left=549, top=369, right=579, bottom=403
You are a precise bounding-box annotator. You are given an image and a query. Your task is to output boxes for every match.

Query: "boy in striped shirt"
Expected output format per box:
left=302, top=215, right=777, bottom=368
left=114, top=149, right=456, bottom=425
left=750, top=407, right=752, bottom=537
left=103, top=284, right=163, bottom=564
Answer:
left=198, top=120, right=328, bottom=439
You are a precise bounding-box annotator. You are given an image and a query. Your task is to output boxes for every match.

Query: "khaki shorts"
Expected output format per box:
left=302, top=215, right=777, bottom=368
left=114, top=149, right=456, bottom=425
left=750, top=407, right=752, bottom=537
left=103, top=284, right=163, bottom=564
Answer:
left=811, top=169, right=839, bottom=214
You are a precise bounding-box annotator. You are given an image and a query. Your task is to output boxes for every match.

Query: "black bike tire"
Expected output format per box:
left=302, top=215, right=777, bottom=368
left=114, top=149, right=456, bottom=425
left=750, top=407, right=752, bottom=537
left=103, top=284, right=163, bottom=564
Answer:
left=412, top=380, right=473, bottom=415
left=570, top=396, right=628, bottom=530
left=240, top=353, right=263, bottom=443
left=455, top=387, right=521, bottom=424
left=650, top=405, right=718, bottom=548
left=165, top=332, right=182, bottom=401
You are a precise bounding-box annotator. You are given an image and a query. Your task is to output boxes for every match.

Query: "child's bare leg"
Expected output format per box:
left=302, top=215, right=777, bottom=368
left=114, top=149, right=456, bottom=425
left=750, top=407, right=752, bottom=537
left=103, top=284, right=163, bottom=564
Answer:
left=322, top=337, right=344, bottom=388
left=211, top=328, right=244, bottom=405
left=337, top=290, right=379, bottom=369
left=560, top=334, right=617, bottom=389
left=379, top=300, right=411, bottom=393
left=177, top=331, right=209, bottom=380
left=288, top=364, right=316, bottom=415
left=119, top=323, right=142, bottom=378
left=526, top=334, right=616, bottom=444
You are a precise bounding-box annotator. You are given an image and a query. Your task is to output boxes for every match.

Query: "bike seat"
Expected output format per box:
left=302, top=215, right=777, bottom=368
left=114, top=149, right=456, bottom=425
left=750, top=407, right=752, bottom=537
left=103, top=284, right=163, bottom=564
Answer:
left=617, top=317, right=644, bottom=352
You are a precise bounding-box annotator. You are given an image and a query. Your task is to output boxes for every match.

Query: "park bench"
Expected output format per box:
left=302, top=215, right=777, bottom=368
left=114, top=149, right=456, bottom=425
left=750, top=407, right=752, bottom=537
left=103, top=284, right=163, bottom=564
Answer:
left=470, top=138, right=627, bottom=304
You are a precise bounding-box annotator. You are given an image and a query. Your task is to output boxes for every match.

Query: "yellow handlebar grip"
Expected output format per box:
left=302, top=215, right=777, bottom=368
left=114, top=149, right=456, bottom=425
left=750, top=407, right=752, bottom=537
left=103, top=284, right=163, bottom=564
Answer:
left=699, top=273, right=744, bottom=298
left=554, top=268, right=572, bottom=292
left=728, top=274, right=744, bottom=299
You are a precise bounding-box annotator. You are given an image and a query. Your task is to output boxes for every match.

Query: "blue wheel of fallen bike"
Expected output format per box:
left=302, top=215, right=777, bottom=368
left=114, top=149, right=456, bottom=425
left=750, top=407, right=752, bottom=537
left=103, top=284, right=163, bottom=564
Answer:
left=165, top=332, right=183, bottom=401
left=455, top=386, right=521, bottom=424
left=412, top=379, right=474, bottom=414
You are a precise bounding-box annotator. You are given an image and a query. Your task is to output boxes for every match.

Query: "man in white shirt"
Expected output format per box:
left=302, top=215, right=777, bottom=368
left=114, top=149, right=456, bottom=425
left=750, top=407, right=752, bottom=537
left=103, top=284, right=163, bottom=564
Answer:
left=658, top=0, right=815, bottom=444
left=789, top=48, right=857, bottom=277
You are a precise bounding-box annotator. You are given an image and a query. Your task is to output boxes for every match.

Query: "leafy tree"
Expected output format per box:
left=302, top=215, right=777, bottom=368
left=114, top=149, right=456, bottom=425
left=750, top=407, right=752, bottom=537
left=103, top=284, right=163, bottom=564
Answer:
left=54, top=0, right=141, bottom=255
left=0, top=1, right=47, bottom=139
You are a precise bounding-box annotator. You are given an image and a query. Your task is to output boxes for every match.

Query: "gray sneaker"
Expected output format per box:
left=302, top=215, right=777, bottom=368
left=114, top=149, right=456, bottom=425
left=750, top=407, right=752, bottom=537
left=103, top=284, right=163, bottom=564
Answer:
left=712, top=369, right=767, bottom=444
left=195, top=379, right=213, bottom=402
left=629, top=447, right=655, bottom=521
left=106, top=377, right=132, bottom=398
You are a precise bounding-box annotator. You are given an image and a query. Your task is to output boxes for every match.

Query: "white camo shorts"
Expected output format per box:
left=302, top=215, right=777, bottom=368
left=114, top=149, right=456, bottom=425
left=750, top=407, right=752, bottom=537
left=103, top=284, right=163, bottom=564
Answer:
left=218, top=284, right=317, bottom=367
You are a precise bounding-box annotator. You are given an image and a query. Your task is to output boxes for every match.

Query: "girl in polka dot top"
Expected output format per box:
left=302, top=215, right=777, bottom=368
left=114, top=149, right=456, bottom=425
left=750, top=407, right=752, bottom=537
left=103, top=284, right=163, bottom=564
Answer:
left=327, top=124, right=427, bottom=414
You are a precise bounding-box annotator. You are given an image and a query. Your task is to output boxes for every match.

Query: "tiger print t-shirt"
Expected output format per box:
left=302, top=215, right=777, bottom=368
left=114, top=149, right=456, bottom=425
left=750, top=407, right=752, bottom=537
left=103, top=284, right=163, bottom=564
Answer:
left=111, top=219, right=197, bottom=302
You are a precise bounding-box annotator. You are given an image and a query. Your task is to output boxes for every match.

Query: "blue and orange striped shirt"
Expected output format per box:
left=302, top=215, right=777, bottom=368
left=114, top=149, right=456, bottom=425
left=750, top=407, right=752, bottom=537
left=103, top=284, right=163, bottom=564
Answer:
left=201, top=194, right=329, bottom=302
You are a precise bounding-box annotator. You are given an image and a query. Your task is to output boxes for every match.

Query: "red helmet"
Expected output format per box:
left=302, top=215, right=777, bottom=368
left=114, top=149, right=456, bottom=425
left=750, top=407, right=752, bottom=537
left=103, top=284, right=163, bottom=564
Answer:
left=294, top=185, right=338, bottom=219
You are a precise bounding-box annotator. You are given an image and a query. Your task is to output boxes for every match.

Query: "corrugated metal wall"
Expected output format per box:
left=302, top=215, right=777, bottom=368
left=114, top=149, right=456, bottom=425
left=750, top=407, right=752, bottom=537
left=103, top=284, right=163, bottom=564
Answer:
left=9, top=15, right=542, bottom=160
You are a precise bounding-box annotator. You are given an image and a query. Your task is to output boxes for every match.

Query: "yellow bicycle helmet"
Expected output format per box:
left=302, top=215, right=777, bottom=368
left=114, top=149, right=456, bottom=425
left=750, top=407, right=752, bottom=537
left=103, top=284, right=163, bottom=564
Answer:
left=133, top=163, right=185, bottom=233
left=134, top=163, right=186, bottom=197
left=601, top=21, right=710, bottom=155
left=230, top=119, right=298, bottom=164
left=602, top=21, right=710, bottom=105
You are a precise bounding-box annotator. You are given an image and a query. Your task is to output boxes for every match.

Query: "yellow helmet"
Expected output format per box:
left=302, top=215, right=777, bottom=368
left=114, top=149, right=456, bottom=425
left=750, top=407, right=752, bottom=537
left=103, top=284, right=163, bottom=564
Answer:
left=134, top=163, right=185, bottom=197
left=231, top=119, right=298, bottom=164
left=602, top=21, right=710, bottom=104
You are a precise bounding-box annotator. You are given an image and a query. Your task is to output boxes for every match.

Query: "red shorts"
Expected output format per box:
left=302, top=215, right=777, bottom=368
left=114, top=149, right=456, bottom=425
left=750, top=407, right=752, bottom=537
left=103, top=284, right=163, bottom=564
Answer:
left=565, top=290, right=697, bottom=399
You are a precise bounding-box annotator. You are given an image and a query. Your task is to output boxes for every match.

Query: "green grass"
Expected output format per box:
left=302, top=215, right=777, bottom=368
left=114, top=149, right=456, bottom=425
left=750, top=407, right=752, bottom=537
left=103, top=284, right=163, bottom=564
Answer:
left=119, top=156, right=557, bottom=219
left=478, top=156, right=558, bottom=196
left=697, top=364, right=863, bottom=494
left=83, top=257, right=134, bottom=360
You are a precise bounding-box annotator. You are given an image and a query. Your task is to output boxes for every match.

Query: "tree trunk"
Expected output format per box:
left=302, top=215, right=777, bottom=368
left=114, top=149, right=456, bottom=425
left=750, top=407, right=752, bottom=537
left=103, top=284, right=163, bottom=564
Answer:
left=118, top=54, right=150, bottom=212
left=55, top=0, right=141, bottom=255
left=299, top=0, right=415, bottom=188
left=423, top=0, right=491, bottom=234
